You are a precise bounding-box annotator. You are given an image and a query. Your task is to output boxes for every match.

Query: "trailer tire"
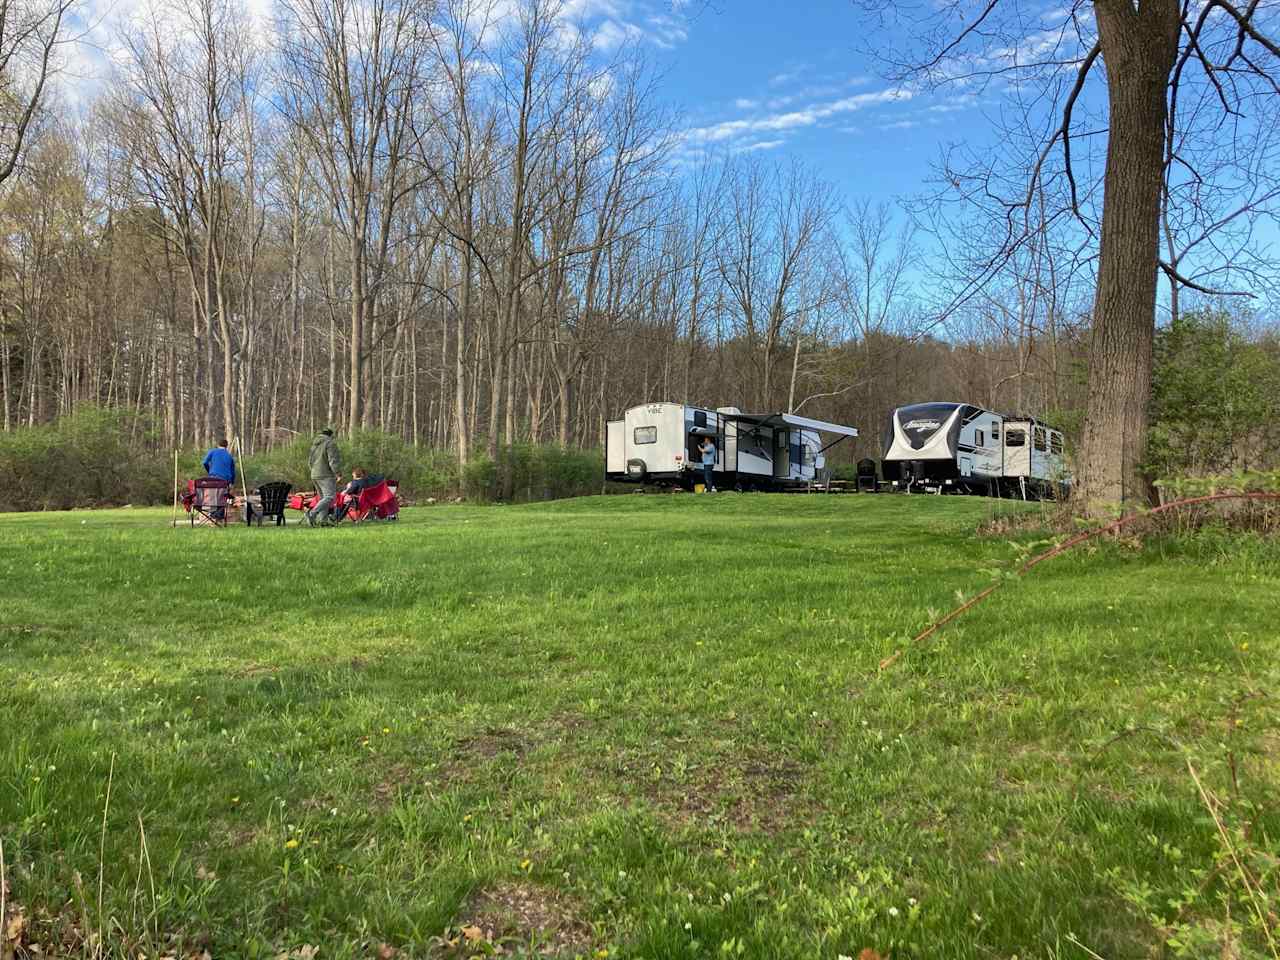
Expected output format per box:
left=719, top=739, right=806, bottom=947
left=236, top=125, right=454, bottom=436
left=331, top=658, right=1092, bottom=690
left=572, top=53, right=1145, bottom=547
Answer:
left=625, top=458, right=647, bottom=482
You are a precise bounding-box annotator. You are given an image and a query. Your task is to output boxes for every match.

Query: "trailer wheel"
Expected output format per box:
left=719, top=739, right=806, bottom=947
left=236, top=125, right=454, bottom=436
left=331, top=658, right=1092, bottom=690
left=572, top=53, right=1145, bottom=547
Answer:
left=625, top=458, right=647, bottom=483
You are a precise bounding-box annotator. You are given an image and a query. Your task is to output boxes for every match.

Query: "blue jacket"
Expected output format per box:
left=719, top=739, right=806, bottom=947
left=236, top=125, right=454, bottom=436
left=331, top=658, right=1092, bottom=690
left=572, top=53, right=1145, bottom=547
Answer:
left=203, top=447, right=236, bottom=482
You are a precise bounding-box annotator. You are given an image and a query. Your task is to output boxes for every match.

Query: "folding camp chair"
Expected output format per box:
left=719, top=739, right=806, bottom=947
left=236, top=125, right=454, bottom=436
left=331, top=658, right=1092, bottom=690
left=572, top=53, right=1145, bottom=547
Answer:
left=191, top=477, right=233, bottom=527
left=246, top=481, right=292, bottom=527
left=856, top=458, right=879, bottom=493
left=346, top=479, right=399, bottom=523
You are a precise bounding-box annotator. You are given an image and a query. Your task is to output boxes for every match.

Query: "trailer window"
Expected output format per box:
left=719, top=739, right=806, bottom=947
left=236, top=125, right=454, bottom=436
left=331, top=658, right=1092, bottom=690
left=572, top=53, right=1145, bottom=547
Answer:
left=991, top=424, right=1000, bottom=440
left=975, top=430, right=985, bottom=448
left=1034, top=427, right=1047, bottom=452
left=1006, top=429, right=1025, bottom=447
left=1050, top=432, right=1063, bottom=455
left=634, top=426, right=657, bottom=445
left=802, top=443, right=816, bottom=467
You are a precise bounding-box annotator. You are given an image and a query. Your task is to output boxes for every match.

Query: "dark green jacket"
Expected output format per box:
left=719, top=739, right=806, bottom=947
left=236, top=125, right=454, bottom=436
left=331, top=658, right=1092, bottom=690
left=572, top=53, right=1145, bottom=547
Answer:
left=309, top=434, right=342, bottom=480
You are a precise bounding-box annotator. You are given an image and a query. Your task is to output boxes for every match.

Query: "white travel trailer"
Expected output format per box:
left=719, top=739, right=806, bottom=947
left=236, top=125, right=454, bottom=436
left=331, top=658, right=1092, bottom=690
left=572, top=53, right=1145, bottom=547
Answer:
left=605, top=402, right=859, bottom=490
left=879, top=401, right=1070, bottom=499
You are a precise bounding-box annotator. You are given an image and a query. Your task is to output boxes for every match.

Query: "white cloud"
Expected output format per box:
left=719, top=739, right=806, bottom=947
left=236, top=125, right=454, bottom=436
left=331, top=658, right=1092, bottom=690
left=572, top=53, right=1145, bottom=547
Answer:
left=592, top=18, right=643, bottom=51
left=574, top=3, right=689, bottom=53
left=736, top=138, right=785, bottom=152
left=734, top=97, right=758, bottom=109
left=682, top=87, right=914, bottom=145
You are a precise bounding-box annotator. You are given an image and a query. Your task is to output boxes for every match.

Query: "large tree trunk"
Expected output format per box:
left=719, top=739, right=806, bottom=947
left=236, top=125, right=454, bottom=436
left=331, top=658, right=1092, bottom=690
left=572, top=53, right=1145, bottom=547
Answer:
left=1078, top=0, right=1180, bottom=514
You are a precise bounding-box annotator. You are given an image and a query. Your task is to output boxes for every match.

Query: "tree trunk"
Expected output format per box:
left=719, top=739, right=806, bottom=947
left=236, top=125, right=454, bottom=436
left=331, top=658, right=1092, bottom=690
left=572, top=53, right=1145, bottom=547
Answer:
left=1078, top=0, right=1180, bottom=514
left=456, top=252, right=471, bottom=466
left=1, top=325, right=10, bottom=431
left=349, top=233, right=365, bottom=432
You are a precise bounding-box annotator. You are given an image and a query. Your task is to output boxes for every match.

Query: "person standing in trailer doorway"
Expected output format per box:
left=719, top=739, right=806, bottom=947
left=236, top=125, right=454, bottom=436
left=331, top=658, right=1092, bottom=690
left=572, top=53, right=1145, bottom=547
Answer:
left=698, top=434, right=717, bottom=493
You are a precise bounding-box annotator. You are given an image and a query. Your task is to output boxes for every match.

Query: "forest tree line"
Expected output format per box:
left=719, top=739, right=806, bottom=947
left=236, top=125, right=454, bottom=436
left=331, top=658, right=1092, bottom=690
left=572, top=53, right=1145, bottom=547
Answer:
left=1, top=0, right=1277, bottom=479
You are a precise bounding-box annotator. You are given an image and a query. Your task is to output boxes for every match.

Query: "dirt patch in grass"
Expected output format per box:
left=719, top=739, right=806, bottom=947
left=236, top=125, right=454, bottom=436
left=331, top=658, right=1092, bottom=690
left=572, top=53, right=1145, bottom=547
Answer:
left=615, top=746, right=817, bottom=834
left=373, top=762, right=417, bottom=806
left=433, top=726, right=532, bottom=786
left=232, top=662, right=279, bottom=679
left=456, top=726, right=531, bottom=760
left=437, top=715, right=592, bottom=786
left=452, top=882, right=594, bottom=957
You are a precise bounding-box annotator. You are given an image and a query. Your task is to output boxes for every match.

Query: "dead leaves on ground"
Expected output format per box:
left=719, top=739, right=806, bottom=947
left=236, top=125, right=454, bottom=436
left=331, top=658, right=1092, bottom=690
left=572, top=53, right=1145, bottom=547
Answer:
left=434, top=882, right=594, bottom=958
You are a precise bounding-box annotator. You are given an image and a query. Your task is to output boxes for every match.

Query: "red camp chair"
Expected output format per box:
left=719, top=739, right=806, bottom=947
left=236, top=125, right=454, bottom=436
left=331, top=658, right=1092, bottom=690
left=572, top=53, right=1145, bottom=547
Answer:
left=190, top=477, right=233, bottom=528
left=346, top=479, right=399, bottom=523
left=287, top=490, right=319, bottom=513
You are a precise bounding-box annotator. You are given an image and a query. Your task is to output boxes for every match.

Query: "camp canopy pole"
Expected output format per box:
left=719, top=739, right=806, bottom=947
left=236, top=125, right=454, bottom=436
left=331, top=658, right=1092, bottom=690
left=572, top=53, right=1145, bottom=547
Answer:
left=234, top=435, right=247, bottom=523
left=172, top=450, right=179, bottom=528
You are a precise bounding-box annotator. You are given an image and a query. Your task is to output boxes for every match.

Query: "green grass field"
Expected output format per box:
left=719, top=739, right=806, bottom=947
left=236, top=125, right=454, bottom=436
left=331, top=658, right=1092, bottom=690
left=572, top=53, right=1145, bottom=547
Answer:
left=1, top=495, right=1277, bottom=959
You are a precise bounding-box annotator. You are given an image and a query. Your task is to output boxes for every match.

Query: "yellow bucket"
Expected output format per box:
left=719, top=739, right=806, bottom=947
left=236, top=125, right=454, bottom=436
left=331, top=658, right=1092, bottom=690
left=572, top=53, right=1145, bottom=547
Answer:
left=693, top=483, right=705, bottom=493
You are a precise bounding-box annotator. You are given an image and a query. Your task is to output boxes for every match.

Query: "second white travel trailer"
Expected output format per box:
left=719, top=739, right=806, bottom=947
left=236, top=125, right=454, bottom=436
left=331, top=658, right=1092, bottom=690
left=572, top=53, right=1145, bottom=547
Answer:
left=605, top=402, right=859, bottom=490
left=879, top=401, right=1070, bottom=499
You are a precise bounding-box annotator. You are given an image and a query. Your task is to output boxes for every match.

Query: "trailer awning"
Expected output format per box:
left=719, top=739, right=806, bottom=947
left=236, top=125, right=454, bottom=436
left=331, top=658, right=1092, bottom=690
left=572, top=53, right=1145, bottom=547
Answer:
left=725, top=412, right=858, bottom=438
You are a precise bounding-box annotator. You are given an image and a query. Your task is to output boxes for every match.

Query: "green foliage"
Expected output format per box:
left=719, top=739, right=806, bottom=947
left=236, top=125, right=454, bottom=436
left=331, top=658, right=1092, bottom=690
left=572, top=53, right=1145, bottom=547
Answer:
left=0, top=407, right=187, bottom=509
left=458, top=445, right=601, bottom=502
left=1040, top=404, right=1085, bottom=449
left=1156, top=470, right=1280, bottom=498
left=1146, top=309, right=1280, bottom=481
left=461, top=453, right=497, bottom=501
left=504, top=443, right=603, bottom=501
left=246, top=430, right=461, bottom=501
left=0, top=496, right=1277, bottom=957
left=0, top=412, right=605, bottom=509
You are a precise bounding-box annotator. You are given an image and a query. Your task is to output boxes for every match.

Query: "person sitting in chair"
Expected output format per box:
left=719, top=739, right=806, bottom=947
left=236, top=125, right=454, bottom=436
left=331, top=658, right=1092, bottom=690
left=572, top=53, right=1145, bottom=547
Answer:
left=201, top=439, right=236, bottom=518
left=334, top=467, right=385, bottom=522
left=202, top=439, right=236, bottom=485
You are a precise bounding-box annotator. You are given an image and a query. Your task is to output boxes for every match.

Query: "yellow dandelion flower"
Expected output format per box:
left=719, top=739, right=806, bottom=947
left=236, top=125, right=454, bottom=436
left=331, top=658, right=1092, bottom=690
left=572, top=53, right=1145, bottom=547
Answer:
left=285, top=839, right=300, bottom=849
left=520, top=859, right=532, bottom=870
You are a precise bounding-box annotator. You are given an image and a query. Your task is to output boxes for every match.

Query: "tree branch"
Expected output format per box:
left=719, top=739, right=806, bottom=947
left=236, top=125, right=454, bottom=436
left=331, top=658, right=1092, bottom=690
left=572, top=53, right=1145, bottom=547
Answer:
left=1159, top=260, right=1256, bottom=297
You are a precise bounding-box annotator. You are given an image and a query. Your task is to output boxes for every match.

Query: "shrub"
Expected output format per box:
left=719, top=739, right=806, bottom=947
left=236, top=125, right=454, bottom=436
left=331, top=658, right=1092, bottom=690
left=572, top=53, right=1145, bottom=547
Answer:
left=0, top=408, right=185, bottom=510
left=0, top=410, right=606, bottom=510
left=1147, top=309, right=1280, bottom=480
left=245, top=430, right=461, bottom=502
left=461, top=454, right=497, bottom=502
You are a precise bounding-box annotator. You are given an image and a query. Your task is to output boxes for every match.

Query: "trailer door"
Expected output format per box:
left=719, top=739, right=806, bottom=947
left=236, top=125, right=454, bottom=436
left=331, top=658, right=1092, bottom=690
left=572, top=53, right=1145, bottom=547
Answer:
left=773, top=429, right=790, bottom=478
left=606, top=420, right=625, bottom=473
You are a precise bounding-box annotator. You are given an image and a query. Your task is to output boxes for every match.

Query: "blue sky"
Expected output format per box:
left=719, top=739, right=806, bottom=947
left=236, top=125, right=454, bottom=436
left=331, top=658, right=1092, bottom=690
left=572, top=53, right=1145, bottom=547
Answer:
left=648, top=0, right=990, bottom=206
left=60, top=0, right=1278, bottom=311
left=64, top=0, right=991, bottom=210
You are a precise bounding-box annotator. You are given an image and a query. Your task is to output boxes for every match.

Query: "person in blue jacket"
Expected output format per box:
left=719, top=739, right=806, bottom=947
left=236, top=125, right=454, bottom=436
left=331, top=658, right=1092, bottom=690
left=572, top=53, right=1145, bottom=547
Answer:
left=202, top=439, right=237, bottom=485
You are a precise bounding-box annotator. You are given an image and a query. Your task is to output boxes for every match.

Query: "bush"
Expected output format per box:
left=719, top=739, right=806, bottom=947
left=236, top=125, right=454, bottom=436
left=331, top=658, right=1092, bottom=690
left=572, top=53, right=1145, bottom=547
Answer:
left=0, top=410, right=606, bottom=510
left=1147, top=309, right=1280, bottom=480
left=461, top=454, right=497, bottom=501
left=0, top=408, right=187, bottom=510
left=246, top=430, right=461, bottom=502
left=459, top=445, right=602, bottom=503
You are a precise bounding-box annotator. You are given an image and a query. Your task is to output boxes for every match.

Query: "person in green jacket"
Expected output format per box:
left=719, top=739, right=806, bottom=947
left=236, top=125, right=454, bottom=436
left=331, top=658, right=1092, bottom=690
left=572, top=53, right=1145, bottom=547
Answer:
left=306, top=428, right=342, bottom=526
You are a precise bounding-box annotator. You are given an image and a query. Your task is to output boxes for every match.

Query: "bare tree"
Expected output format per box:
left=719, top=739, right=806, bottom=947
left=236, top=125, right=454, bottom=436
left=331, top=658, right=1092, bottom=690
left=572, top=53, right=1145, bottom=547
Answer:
left=0, top=0, right=74, bottom=185
left=277, top=0, right=430, bottom=429
left=717, top=157, right=836, bottom=410
left=116, top=0, right=263, bottom=442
